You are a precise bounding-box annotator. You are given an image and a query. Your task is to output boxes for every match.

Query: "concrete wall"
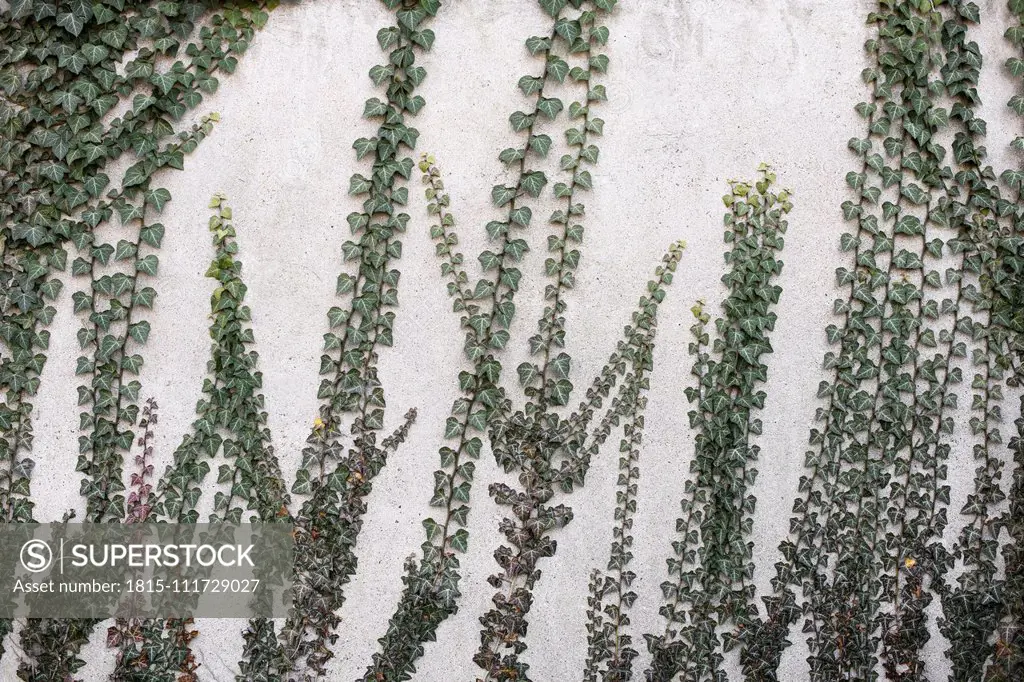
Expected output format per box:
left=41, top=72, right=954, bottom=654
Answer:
left=10, top=0, right=1023, bottom=679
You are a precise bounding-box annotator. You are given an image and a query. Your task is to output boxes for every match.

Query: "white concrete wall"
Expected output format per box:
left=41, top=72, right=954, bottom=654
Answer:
left=12, top=0, right=1024, bottom=679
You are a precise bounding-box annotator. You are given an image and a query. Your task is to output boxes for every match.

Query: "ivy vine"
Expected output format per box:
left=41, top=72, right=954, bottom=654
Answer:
left=6, top=1, right=1024, bottom=680
left=983, top=1, right=1024, bottom=678
left=268, top=1, right=439, bottom=679
left=361, top=1, right=621, bottom=679
left=3, top=2, right=280, bottom=679
left=643, top=167, right=790, bottom=682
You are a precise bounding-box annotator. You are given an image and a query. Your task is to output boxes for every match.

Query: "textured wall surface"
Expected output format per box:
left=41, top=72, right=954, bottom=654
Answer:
left=6, top=0, right=1023, bottom=679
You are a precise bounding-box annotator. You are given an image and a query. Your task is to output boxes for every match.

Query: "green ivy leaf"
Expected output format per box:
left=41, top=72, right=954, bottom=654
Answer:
left=550, top=352, right=571, bottom=378
left=537, top=97, right=563, bottom=119
left=526, top=35, right=553, bottom=54
left=518, top=362, right=540, bottom=386
left=449, top=528, right=469, bottom=553
left=38, top=279, right=63, bottom=301
left=549, top=378, right=573, bottom=405
left=139, top=224, right=165, bottom=249
left=145, top=188, right=172, bottom=213
left=547, top=56, right=570, bottom=83
left=123, top=162, right=149, bottom=188
left=539, top=0, right=568, bottom=18
left=518, top=75, right=544, bottom=96
left=133, top=287, right=157, bottom=308
left=13, top=224, right=49, bottom=247
left=520, top=171, right=547, bottom=198
left=56, top=11, right=85, bottom=36
left=83, top=174, right=110, bottom=197
left=492, top=185, right=516, bottom=207
left=114, top=240, right=137, bottom=261
left=363, top=98, right=388, bottom=118
left=136, top=255, right=159, bottom=276
left=150, top=71, right=177, bottom=95
left=509, top=206, right=532, bottom=227
left=529, top=134, right=552, bottom=157
left=291, top=469, right=312, bottom=496
left=128, top=321, right=151, bottom=345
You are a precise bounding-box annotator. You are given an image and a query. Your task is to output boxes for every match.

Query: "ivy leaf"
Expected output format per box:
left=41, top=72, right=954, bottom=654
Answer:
left=449, top=528, right=469, bottom=553
left=529, top=134, right=552, bottom=156
left=123, top=162, right=149, bottom=188
left=958, top=1, right=980, bottom=22
left=478, top=251, right=501, bottom=272
left=114, top=240, right=137, bottom=261
left=509, top=206, right=532, bottom=227
left=40, top=162, right=67, bottom=183
left=539, top=0, right=568, bottom=16
left=96, top=334, right=120, bottom=363
left=369, top=64, right=394, bottom=86
left=550, top=352, right=571, bottom=379
left=13, top=224, right=49, bottom=247
left=490, top=330, right=510, bottom=349
left=337, top=273, right=356, bottom=295
left=140, top=224, right=165, bottom=249
left=377, top=26, right=400, bottom=50
left=128, top=321, right=151, bottom=345
left=9, top=0, right=33, bottom=19
left=133, top=288, right=157, bottom=308
left=83, top=174, right=110, bottom=197
left=900, top=184, right=928, bottom=205
left=363, top=98, right=388, bottom=118
left=520, top=171, right=547, bottom=198
left=526, top=35, right=553, bottom=55
left=353, top=137, right=378, bottom=160
left=499, top=147, right=525, bottom=165
left=506, top=239, right=529, bottom=262
left=325, top=468, right=348, bottom=491
left=136, top=255, right=159, bottom=277
left=291, top=469, right=312, bottom=496
left=510, top=110, right=534, bottom=132
left=549, top=378, right=573, bottom=405
left=150, top=71, right=177, bottom=95
left=518, top=362, right=540, bottom=386
left=547, top=56, right=570, bottom=83
left=145, top=188, right=172, bottom=213
left=492, top=185, right=516, bottom=207
left=350, top=174, right=372, bottom=195
left=38, top=279, right=63, bottom=301
left=10, top=290, right=36, bottom=313
left=467, top=410, right=488, bottom=432
left=518, top=75, right=544, bottom=96
left=56, top=11, right=85, bottom=36
left=925, top=107, right=948, bottom=128
left=537, top=97, right=563, bottom=119
left=1010, top=94, right=1024, bottom=116
left=411, top=29, right=435, bottom=50
left=327, top=307, right=349, bottom=328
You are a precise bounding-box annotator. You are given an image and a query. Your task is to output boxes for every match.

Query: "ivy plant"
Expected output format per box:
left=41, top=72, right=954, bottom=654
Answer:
left=981, top=1, right=1024, bottom=678
left=359, top=3, right=641, bottom=680
left=3, top=2, right=283, bottom=678
left=264, top=1, right=440, bottom=679
left=643, top=167, right=790, bottom=682
left=739, top=3, right=1019, bottom=681
left=102, top=193, right=292, bottom=680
